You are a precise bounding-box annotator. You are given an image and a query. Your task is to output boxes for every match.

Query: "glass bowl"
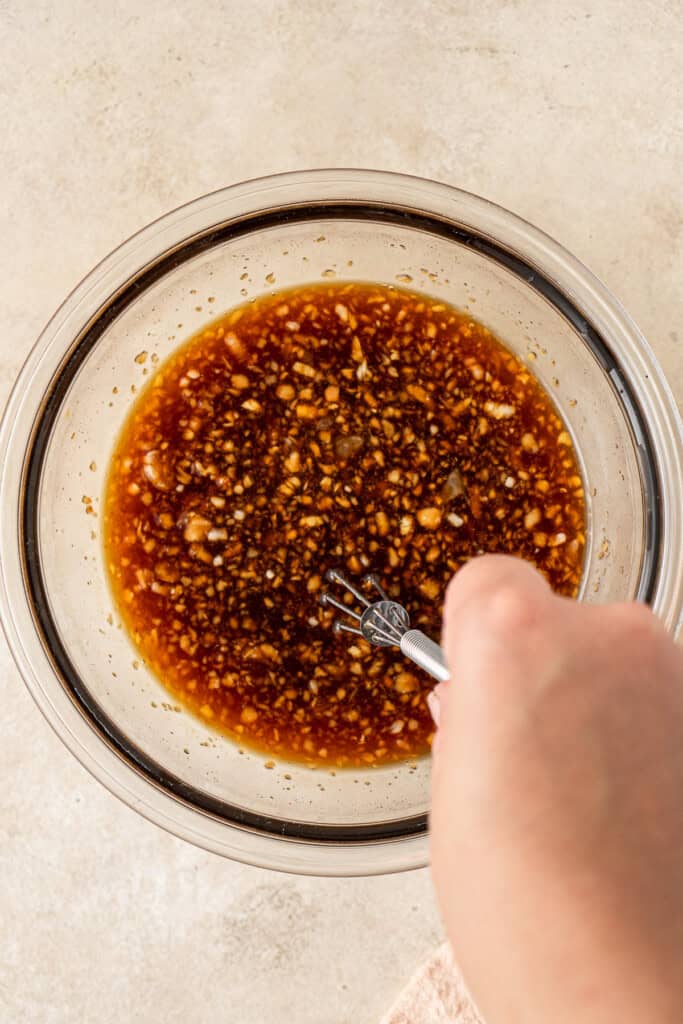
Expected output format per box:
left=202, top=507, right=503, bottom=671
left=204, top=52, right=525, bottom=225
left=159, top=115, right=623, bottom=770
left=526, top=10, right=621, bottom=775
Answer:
left=1, top=170, right=681, bottom=876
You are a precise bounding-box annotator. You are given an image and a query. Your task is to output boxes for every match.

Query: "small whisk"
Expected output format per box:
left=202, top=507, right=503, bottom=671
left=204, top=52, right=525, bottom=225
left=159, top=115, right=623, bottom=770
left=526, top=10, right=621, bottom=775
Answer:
left=319, top=570, right=449, bottom=683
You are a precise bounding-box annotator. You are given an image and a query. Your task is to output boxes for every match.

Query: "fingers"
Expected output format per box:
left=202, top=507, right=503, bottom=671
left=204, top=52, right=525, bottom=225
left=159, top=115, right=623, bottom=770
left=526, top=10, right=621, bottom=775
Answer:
left=427, top=688, right=441, bottom=727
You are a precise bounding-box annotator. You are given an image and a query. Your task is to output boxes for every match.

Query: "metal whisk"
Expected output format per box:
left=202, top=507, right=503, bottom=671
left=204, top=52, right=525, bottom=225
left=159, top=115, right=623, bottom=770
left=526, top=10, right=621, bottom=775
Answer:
left=319, top=570, right=449, bottom=683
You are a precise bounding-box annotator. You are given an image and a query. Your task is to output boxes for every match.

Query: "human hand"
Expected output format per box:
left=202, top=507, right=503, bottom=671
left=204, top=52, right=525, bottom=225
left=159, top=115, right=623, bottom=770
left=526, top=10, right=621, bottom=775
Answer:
left=430, top=554, right=683, bottom=1024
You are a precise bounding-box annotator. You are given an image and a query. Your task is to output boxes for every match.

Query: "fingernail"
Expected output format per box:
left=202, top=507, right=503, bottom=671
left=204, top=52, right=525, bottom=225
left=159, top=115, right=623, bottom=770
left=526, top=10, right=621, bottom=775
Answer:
left=427, top=689, right=440, bottom=727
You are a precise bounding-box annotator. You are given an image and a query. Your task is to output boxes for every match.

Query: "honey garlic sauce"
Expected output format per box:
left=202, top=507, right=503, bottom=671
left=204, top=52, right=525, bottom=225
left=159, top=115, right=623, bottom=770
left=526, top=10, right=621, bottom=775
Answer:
left=104, top=283, right=585, bottom=767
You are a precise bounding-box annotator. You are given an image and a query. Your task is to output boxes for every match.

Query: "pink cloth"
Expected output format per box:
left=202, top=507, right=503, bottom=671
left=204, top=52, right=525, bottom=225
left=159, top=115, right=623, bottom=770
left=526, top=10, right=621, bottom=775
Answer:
left=380, top=944, right=483, bottom=1024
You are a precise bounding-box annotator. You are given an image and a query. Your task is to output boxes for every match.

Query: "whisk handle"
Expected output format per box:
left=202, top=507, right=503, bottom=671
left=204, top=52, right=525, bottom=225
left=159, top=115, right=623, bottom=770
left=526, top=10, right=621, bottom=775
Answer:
left=400, top=629, right=450, bottom=684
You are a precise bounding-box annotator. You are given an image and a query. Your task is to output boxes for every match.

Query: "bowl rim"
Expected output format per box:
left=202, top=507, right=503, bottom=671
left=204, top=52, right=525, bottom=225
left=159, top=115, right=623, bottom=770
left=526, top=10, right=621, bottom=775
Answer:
left=1, top=168, right=682, bottom=875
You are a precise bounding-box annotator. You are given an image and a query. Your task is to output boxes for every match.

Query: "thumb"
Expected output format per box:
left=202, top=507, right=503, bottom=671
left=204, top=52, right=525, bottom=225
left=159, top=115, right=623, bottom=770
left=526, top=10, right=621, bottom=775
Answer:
left=441, top=554, right=550, bottom=678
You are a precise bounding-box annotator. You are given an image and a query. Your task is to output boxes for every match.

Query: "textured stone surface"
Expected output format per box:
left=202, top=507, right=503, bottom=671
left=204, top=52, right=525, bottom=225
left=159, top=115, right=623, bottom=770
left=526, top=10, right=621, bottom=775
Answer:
left=0, top=1, right=680, bottom=1021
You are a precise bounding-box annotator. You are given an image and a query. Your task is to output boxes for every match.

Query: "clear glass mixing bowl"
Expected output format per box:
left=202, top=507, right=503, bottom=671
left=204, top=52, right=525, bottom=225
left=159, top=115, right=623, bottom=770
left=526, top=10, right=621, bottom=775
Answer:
left=1, top=170, right=681, bottom=875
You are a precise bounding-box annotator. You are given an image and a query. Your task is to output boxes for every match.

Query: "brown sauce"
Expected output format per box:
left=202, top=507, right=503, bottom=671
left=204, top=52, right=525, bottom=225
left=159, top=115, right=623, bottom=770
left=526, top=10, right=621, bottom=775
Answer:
left=104, top=282, right=585, bottom=767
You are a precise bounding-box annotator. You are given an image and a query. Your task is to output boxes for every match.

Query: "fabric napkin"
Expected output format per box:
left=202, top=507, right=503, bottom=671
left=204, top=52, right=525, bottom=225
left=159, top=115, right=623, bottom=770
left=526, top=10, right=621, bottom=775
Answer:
left=380, top=944, right=483, bottom=1024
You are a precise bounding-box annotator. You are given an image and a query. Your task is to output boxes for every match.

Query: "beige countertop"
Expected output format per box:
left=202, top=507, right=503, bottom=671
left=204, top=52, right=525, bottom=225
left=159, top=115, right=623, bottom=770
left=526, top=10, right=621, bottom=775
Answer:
left=1, top=2, right=680, bottom=1022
